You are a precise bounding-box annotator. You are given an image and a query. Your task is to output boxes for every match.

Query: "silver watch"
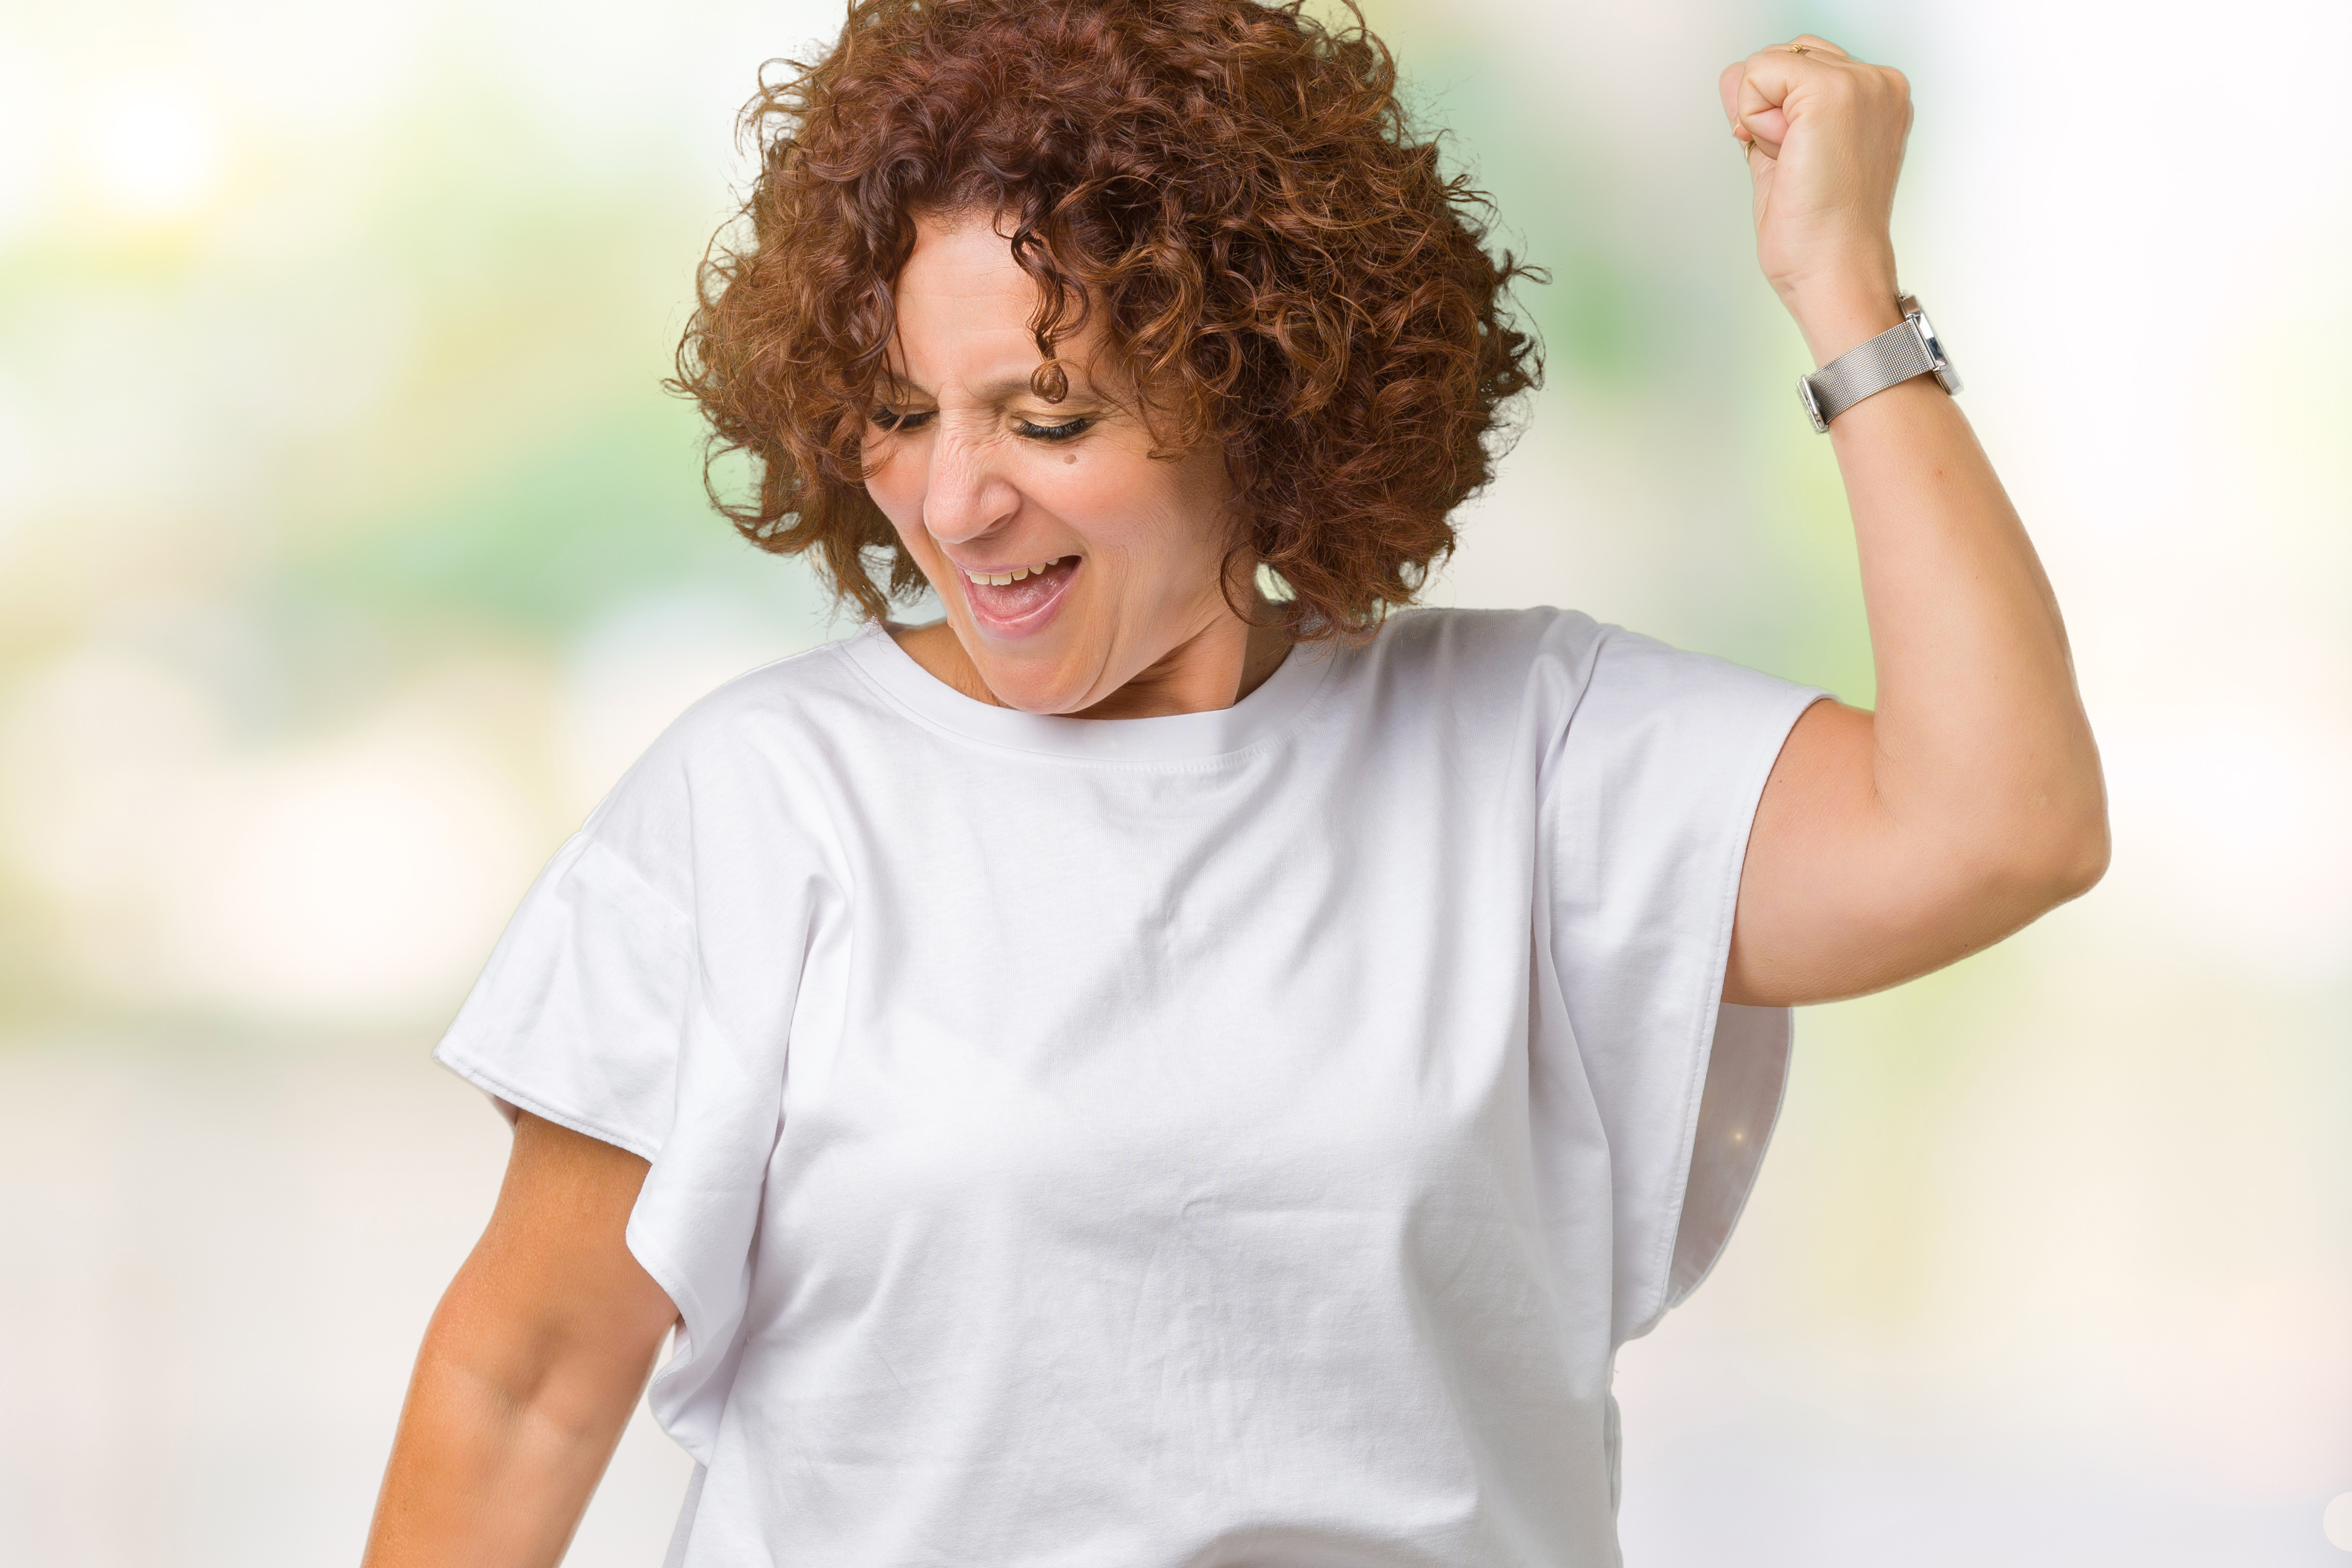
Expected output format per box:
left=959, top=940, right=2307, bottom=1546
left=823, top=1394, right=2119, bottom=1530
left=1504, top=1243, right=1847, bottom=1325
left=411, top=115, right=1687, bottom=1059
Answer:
left=1797, top=293, right=1962, bottom=432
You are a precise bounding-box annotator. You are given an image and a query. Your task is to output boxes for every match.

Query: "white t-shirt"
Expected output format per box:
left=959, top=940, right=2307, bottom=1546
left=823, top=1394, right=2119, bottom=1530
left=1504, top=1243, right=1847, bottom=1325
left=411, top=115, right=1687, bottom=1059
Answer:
left=435, top=605, right=1823, bottom=1567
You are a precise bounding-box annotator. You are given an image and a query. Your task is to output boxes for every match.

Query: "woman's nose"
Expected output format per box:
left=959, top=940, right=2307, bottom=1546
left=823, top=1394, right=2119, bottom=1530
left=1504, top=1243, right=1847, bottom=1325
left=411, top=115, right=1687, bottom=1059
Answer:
left=920, top=431, right=1020, bottom=546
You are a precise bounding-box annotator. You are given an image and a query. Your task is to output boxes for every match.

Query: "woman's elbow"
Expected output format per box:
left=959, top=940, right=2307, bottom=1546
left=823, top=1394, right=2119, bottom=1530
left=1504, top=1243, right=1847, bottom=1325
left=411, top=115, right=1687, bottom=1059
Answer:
left=2046, top=809, right=2111, bottom=903
left=1993, top=785, right=2111, bottom=913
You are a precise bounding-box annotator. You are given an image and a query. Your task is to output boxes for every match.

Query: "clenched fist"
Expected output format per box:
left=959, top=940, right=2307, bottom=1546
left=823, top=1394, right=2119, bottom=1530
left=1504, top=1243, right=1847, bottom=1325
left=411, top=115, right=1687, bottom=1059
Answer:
left=1721, top=36, right=1913, bottom=360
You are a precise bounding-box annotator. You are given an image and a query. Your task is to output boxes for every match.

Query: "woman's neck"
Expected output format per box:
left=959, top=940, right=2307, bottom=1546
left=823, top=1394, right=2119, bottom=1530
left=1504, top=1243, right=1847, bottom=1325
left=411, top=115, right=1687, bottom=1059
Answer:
left=890, top=597, right=1292, bottom=718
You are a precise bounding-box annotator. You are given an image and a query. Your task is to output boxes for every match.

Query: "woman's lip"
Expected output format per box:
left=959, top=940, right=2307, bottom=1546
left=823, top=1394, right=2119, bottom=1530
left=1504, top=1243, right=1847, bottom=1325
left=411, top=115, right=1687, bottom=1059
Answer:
left=960, top=556, right=1079, bottom=639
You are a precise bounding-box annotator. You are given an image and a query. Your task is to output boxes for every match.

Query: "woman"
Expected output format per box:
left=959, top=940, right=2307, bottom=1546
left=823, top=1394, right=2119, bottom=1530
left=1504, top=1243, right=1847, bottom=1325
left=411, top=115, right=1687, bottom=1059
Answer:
left=363, top=2, right=2106, bottom=1563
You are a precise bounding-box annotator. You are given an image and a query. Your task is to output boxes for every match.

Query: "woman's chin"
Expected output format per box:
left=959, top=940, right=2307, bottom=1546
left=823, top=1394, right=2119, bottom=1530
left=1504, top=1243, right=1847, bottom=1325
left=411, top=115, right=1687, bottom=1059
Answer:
left=977, top=663, right=1099, bottom=716
left=948, top=614, right=1115, bottom=716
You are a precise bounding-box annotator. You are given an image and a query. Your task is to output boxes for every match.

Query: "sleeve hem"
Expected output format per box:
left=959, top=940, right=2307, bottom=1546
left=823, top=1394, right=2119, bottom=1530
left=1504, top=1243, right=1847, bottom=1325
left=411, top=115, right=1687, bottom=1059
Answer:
left=1663, top=1003, right=1794, bottom=1311
left=1622, top=687, right=1829, bottom=1342
left=431, top=1042, right=664, bottom=1163
left=628, top=1222, right=723, bottom=1467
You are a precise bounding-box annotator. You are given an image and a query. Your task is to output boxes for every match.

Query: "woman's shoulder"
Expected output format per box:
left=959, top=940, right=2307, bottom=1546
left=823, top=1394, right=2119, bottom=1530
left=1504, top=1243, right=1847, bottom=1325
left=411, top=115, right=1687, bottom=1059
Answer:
left=1303, top=606, right=1611, bottom=752
left=1375, top=605, right=1792, bottom=695
left=1379, top=604, right=1604, bottom=657
left=575, top=631, right=884, bottom=857
left=1356, top=604, right=1615, bottom=696
left=638, top=628, right=887, bottom=763
left=1358, top=605, right=1815, bottom=745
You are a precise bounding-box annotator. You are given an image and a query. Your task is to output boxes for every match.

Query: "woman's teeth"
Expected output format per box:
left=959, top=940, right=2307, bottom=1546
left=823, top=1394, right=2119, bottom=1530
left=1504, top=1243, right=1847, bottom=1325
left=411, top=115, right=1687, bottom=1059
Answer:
left=964, top=558, right=1062, bottom=586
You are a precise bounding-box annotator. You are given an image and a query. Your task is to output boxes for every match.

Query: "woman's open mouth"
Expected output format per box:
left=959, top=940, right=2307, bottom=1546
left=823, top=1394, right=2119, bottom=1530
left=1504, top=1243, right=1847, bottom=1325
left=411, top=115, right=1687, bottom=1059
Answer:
left=958, top=554, right=1080, bottom=637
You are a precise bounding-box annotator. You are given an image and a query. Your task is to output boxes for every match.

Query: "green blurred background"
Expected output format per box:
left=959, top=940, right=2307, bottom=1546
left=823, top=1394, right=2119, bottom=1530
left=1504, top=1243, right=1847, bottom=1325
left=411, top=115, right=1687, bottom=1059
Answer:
left=1, top=0, right=2346, bottom=1563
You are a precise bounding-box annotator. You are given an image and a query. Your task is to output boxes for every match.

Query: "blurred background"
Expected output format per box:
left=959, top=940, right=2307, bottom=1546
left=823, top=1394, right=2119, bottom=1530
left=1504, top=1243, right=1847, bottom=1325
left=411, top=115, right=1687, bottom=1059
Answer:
left=0, top=0, right=2344, bottom=1562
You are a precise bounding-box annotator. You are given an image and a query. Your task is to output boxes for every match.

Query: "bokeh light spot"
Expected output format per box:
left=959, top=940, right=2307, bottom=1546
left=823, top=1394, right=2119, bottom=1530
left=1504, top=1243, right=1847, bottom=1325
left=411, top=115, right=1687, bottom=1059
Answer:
left=81, top=76, right=226, bottom=223
left=2324, top=1492, right=2352, bottom=1551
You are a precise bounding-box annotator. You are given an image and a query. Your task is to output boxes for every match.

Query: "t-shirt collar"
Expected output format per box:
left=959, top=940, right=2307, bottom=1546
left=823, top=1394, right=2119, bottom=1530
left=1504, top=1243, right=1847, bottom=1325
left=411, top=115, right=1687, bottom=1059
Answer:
left=838, top=619, right=1336, bottom=763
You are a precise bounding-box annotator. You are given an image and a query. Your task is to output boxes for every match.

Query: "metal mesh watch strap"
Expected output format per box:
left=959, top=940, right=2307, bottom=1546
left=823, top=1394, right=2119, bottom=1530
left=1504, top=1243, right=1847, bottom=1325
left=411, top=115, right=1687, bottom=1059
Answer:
left=1796, top=295, right=1959, bottom=432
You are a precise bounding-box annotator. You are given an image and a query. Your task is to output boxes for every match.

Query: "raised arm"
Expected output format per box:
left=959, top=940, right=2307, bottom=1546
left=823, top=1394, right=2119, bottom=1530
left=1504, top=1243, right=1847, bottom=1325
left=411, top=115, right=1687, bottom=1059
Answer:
left=1718, top=36, right=2108, bottom=1006
left=362, top=1112, right=678, bottom=1568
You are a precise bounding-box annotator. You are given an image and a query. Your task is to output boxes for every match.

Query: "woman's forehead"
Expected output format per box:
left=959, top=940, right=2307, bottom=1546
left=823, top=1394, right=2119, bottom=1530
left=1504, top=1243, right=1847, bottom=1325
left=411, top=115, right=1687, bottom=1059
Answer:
left=898, top=210, right=1031, bottom=311
left=890, top=213, right=1110, bottom=399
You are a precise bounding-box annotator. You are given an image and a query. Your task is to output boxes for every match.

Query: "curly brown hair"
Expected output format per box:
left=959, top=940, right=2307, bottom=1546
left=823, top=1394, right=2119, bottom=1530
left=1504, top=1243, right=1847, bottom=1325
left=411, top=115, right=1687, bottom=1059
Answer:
left=673, top=0, right=1543, bottom=638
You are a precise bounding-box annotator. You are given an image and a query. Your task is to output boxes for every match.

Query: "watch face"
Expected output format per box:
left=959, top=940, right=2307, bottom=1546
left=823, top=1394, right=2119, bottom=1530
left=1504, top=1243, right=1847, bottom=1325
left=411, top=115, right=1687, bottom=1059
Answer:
left=1901, top=297, right=1963, bottom=395
left=1910, top=309, right=1946, bottom=367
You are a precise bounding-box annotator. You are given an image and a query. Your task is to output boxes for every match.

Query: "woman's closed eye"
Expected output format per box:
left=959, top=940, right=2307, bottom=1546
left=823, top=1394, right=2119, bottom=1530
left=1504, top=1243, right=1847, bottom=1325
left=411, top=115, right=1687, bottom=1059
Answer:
left=1014, top=416, right=1090, bottom=442
left=869, top=410, right=1087, bottom=442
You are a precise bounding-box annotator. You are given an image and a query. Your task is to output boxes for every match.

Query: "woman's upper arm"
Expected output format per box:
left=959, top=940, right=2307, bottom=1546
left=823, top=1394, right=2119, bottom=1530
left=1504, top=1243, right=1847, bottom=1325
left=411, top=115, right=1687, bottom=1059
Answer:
left=365, top=1123, right=678, bottom=1567
left=441, top=1112, right=679, bottom=1388
left=1724, top=697, right=2095, bottom=1007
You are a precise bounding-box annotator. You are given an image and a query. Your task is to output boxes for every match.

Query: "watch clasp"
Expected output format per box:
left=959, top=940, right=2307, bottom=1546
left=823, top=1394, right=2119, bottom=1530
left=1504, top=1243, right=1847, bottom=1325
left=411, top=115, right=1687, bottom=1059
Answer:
left=1797, top=375, right=1829, bottom=434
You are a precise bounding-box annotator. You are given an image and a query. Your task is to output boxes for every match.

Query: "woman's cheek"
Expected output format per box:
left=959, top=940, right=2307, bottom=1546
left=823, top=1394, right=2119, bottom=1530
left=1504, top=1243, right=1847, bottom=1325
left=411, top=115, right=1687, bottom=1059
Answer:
left=1049, top=454, right=1157, bottom=553
left=863, top=449, right=923, bottom=537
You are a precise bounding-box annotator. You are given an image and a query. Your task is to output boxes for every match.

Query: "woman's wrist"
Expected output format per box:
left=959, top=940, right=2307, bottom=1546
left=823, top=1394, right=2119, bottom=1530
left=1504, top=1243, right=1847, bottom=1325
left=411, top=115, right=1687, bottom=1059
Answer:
left=1778, top=257, right=1905, bottom=367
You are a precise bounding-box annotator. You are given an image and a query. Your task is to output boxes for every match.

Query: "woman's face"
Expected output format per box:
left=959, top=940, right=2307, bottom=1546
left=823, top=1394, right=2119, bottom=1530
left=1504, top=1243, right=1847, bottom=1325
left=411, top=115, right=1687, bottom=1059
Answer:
left=861, top=210, right=1247, bottom=715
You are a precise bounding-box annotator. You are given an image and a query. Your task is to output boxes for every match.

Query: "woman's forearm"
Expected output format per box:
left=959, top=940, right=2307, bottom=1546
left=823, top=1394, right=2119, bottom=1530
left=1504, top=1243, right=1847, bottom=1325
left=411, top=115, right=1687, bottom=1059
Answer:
left=1794, top=283, right=2108, bottom=895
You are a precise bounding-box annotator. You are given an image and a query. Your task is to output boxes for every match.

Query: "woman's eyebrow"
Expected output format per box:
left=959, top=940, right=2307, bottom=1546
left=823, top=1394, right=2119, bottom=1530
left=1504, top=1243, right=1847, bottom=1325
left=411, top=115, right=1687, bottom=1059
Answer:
left=881, top=371, right=1098, bottom=404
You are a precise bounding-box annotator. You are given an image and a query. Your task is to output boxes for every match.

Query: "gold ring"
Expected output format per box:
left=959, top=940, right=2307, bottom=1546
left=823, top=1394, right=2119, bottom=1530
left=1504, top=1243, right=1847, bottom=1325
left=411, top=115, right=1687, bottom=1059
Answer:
left=1788, top=43, right=1812, bottom=55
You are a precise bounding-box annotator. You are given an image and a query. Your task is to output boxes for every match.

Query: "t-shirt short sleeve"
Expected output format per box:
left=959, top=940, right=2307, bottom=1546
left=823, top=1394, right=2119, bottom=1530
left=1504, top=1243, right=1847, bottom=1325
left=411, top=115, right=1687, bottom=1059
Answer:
left=427, top=680, right=827, bottom=1463
left=1534, top=622, right=1827, bottom=1345
left=433, top=829, right=693, bottom=1160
